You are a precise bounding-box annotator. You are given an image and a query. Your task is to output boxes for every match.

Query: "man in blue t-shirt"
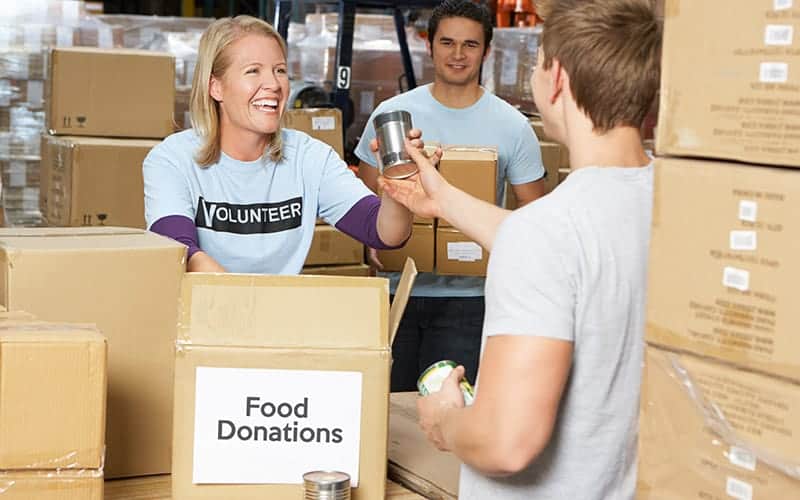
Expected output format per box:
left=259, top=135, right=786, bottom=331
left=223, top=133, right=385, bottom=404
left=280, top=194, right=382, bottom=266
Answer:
left=355, top=0, right=545, bottom=391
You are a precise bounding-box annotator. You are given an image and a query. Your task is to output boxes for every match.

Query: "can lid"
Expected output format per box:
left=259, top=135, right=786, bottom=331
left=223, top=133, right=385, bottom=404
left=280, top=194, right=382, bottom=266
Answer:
left=417, top=360, right=457, bottom=386
left=374, top=109, right=411, bottom=129
left=303, top=471, right=351, bottom=492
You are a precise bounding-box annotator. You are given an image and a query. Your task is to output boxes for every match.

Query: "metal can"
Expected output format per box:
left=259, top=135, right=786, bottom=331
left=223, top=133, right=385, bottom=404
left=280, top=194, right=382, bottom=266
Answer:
left=303, top=470, right=351, bottom=500
left=417, top=360, right=475, bottom=406
left=373, top=110, right=419, bottom=180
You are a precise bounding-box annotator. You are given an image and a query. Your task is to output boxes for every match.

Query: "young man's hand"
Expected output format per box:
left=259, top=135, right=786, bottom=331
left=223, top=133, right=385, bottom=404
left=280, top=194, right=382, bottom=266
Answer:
left=379, top=140, right=446, bottom=220
left=417, top=365, right=466, bottom=451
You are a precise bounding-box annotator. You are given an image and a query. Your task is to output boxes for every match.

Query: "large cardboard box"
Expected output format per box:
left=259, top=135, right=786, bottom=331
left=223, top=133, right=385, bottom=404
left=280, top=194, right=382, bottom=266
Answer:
left=305, top=225, right=364, bottom=266
left=0, top=471, right=103, bottom=500
left=0, top=323, right=106, bottom=470
left=283, top=108, right=344, bottom=159
left=657, top=0, right=800, bottom=167
left=638, top=345, right=800, bottom=499
left=438, top=147, right=498, bottom=227
left=46, top=48, right=175, bottom=139
left=0, top=227, right=186, bottom=478
left=302, top=264, right=371, bottom=277
left=507, top=141, right=563, bottom=209
left=40, top=135, right=157, bottom=228
left=377, top=224, right=434, bottom=273
left=388, top=393, right=459, bottom=500
left=172, top=262, right=417, bottom=500
left=435, top=228, right=488, bottom=277
left=647, top=158, right=800, bottom=381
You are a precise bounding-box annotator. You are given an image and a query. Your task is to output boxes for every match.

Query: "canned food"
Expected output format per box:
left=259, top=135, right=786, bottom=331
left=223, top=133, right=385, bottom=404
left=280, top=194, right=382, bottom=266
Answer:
left=373, top=110, right=419, bottom=180
left=417, top=360, right=475, bottom=405
left=303, top=470, right=351, bottom=500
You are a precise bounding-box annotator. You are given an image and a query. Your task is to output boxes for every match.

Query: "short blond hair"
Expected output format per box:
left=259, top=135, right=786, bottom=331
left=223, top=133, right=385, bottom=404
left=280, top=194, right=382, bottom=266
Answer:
left=538, top=0, right=661, bottom=132
left=191, top=15, right=288, bottom=166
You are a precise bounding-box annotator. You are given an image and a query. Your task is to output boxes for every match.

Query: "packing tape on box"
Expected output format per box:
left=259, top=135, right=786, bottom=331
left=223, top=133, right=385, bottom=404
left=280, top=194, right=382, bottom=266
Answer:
left=0, top=447, right=106, bottom=473
left=0, top=468, right=104, bottom=495
left=647, top=342, right=800, bottom=480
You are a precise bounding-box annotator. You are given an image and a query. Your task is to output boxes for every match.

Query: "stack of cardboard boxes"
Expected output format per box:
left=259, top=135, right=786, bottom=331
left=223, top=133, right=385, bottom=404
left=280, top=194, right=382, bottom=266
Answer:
left=378, top=146, right=498, bottom=277
left=639, top=1, right=800, bottom=497
left=39, top=47, right=175, bottom=228
left=0, top=317, right=107, bottom=499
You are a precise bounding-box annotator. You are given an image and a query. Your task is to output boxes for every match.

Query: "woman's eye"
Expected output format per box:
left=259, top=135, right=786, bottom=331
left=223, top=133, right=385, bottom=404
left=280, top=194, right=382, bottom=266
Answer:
left=276, top=67, right=287, bottom=74
left=246, top=68, right=258, bottom=74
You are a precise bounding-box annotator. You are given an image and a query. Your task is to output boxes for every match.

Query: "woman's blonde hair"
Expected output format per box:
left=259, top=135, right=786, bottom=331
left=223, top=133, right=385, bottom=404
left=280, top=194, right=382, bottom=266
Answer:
left=191, top=15, right=288, bottom=166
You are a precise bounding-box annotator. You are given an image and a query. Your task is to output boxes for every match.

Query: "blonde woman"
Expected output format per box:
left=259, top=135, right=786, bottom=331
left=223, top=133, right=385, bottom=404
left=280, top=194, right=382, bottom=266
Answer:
left=144, top=15, right=415, bottom=272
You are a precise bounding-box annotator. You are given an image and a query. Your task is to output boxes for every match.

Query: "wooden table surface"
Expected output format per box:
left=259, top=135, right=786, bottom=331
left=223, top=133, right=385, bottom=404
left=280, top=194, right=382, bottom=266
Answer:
left=104, top=475, right=427, bottom=499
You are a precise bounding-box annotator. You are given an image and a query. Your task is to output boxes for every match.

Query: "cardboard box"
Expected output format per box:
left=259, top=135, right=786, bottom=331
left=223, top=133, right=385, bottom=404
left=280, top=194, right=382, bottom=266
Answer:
left=647, top=158, right=800, bottom=381
left=172, top=262, right=417, bottom=500
left=657, top=0, right=800, bottom=167
left=438, top=147, right=497, bottom=227
left=46, top=48, right=175, bottom=139
left=283, top=108, right=344, bottom=159
left=0, top=323, right=106, bottom=470
left=377, top=224, right=434, bottom=273
left=388, top=393, right=459, bottom=500
left=638, top=345, right=800, bottom=499
left=305, top=225, right=364, bottom=266
left=301, top=264, right=371, bottom=277
left=435, top=228, right=488, bottom=277
left=40, top=135, right=157, bottom=228
left=0, top=471, right=103, bottom=500
left=0, top=227, right=186, bottom=478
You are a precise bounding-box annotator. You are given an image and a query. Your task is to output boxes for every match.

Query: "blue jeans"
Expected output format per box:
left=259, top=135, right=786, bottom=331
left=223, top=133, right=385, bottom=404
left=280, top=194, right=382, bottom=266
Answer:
left=389, top=296, right=485, bottom=392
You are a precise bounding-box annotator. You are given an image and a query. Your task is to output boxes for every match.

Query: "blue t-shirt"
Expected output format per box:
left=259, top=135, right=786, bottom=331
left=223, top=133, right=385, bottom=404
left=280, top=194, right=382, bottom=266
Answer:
left=144, top=128, right=372, bottom=274
left=355, top=84, right=544, bottom=297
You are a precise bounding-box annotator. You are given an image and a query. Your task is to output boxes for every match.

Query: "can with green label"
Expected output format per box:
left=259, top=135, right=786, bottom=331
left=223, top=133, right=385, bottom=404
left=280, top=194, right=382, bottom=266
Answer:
left=417, top=360, right=475, bottom=405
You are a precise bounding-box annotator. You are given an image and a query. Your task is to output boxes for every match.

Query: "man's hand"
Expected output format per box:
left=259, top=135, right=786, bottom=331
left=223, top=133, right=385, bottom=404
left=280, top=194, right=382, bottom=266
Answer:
left=378, top=140, right=446, bottom=220
left=417, top=365, right=466, bottom=451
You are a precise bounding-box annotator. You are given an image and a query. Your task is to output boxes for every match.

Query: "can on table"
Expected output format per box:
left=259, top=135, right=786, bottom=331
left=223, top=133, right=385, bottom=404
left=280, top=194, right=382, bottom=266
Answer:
left=417, top=360, right=475, bottom=405
left=303, top=470, right=351, bottom=500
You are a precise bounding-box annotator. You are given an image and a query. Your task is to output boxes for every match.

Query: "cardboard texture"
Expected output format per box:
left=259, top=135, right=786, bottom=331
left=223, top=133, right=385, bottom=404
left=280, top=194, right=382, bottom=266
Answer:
left=40, top=136, right=157, bottom=228
left=283, top=108, right=345, bottom=159
left=638, top=345, right=800, bottom=499
left=172, top=263, right=417, bottom=500
left=377, top=225, right=434, bottom=273
left=438, top=148, right=498, bottom=227
left=0, top=472, right=103, bottom=500
left=301, top=264, right=371, bottom=277
left=305, top=225, right=364, bottom=266
left=657, top=0, right=800, bottom=167
left=435, top=228, right=488, bottom=277
left=647, top=158, right=800, bottom=381
left=0, top=227, right=186, bottom=478
left=388, top=393, right=459, bottom=500
left=46, top=48, right=175, bottom=139
left=0, top=324, right=106, bottom=470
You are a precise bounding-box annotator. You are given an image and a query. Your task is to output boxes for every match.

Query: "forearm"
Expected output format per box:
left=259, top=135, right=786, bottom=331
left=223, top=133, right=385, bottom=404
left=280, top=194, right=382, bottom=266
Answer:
left=376, top=192, right=413, bottom=247
left=438, top=185, right=510, bottom=252
left=440, top=406, right=518, bottom=476
left=187, top=251, right=227, bottom=273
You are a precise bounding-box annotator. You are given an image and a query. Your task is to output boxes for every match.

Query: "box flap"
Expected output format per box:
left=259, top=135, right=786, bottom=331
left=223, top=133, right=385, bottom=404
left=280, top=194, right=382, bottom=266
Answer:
left=440, top=146, right=498, bottom=162
left=180, top=273, right=390, bottom=349
left=0, top=322, right=105, bottom=343
left=0, top=228, right=184, bottom=252
left=389, top=258, right=417, bottom=346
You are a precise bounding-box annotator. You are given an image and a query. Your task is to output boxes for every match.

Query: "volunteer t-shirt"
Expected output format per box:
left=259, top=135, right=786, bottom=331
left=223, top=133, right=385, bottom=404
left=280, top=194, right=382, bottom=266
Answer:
left=143, top=128, right=372, bottom=274
left=460, top=164, right=653, bottom=500
left=355, top=84, right=544, bottom=297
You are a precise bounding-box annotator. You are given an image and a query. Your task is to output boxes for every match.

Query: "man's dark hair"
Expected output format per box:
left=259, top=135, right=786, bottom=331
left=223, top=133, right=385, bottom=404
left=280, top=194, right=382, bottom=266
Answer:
left=428, top=0, right=493, bottom=54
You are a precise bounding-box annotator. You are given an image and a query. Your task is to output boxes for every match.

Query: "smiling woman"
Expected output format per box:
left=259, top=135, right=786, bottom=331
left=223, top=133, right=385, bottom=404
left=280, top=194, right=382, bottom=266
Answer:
left=142, top=15, right=416, bottom=274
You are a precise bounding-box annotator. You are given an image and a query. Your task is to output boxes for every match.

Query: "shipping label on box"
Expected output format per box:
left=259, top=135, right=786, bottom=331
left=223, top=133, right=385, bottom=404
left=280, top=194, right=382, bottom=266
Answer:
left=283, top=108, right=344, bottom=159
left=647, top=158, right=800, bottom=381
left=438, top=147, right=498, bottom=227
left=657, top=0, right=800, bottom=167
left=638, top=345, right=800, bottom=499
left=435, top=228, right=488, bottom=277
left=46, top=47, right=175, bottom=139
left=173, top=264, right=417, bottom=500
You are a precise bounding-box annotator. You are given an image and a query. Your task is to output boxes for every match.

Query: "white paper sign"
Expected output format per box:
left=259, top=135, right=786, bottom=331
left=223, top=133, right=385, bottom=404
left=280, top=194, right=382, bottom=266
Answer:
left=759, top=62, right=789, bottom=83
left=447, top=241, right=483, bottom=262
left=192, top=367, right=363, bottom=486
left=311, top=116, right=336, bottom=131
left=729, top=230, right=757, bottom=251
left=765, top=25, right=793, bottom=46
left=723, top=266, right=750, bottom=292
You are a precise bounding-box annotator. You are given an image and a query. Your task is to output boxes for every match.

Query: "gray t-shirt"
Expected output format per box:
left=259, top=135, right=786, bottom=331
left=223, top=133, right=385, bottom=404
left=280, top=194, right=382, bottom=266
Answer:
left=460, top=164, right=654, bottom=500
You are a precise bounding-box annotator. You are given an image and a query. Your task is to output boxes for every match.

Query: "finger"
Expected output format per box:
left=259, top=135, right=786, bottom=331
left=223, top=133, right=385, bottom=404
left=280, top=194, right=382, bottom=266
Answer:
left=429, top=147, right=443, bottom=167
left=368, top=248, right=384, bottom=270
left=369, top=138, right=379, bottom=153
left=409, top=138, right=424, bottom=150
left=407, top=128, right=422, bottom=140
left=404, top=139, right=434, bottom=172
left=445, top=365, right=465, bottom=387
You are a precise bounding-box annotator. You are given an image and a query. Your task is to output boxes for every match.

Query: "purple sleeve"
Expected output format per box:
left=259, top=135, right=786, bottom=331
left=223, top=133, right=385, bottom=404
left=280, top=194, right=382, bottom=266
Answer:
left=335, top=194, right=407, bottom=250
left=150, top=215, right=201, bottom=259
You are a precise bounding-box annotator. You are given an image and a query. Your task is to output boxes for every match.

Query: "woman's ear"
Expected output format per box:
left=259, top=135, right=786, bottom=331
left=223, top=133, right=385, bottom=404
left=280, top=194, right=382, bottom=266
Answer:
left=209, top=75, right=224, bottom=103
